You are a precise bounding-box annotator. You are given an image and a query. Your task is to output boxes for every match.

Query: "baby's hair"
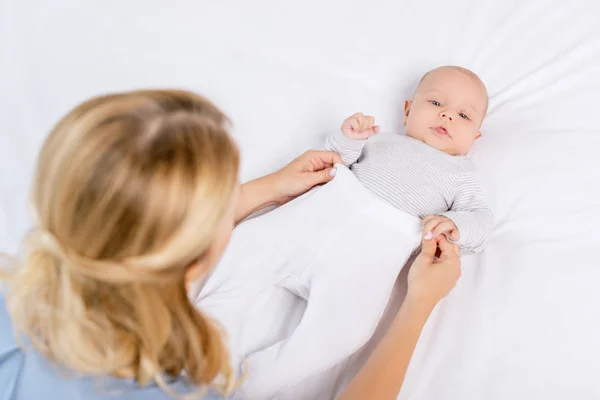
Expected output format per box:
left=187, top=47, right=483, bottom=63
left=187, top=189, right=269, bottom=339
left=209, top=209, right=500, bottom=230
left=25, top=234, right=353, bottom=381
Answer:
left=2, top=90, right=240, bottom=398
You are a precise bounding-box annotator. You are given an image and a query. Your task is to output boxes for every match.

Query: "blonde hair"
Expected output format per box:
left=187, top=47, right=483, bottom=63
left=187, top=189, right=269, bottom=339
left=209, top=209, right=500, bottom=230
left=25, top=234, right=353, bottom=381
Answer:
left=1, top=89, right=240, bottom=397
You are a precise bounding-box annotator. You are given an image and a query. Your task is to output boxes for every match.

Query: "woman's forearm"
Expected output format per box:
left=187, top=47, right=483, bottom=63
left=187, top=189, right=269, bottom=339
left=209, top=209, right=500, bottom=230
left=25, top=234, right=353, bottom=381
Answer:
left=337, top=297, right=435, bottom=400
left=235, top=174, right=279, bottom=224
left=234, top=150, right=340, bottom=224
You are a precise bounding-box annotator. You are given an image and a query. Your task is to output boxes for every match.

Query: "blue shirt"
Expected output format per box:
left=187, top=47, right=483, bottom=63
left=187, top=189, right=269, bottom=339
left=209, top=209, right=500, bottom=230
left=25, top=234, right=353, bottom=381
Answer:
left=0, top=293, right=225, bottom=400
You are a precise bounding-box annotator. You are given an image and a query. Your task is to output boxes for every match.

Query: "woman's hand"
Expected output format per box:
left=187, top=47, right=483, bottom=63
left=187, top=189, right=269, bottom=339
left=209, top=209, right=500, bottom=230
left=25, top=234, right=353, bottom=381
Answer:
left=407, top=235, right=462, bottom=306
left=235, top=150, right=342, bottom=224
left=422, top=215, right=460, bottom=241
left=338, top=235, right=461, bottom=400
left=270, top=150, right=342, bottom=205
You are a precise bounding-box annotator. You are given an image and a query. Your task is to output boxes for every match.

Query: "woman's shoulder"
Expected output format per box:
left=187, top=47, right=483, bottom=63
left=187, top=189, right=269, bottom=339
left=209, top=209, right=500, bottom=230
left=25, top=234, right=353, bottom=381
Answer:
left=0, top=292, right=30, bottom=400
left=0, top=293, right=226, bottom=400
left=0, top=292, right=21, bottom=369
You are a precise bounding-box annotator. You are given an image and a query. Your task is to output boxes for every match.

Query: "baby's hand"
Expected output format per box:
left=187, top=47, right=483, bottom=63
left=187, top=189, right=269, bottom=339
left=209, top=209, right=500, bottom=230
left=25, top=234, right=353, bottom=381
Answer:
left=423, top=215, right=460, bottom=242
left=341, top=113, right=380, bottom=140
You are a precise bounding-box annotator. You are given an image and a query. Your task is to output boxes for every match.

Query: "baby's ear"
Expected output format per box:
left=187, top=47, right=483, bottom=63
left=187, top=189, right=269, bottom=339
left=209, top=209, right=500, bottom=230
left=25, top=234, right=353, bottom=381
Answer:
left=403, top=100, right=412, bottom=125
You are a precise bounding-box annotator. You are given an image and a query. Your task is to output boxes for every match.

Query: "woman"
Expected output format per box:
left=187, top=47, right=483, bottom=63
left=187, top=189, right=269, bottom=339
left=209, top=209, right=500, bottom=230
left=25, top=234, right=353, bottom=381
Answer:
left=0, top=90, right=461, bottom=399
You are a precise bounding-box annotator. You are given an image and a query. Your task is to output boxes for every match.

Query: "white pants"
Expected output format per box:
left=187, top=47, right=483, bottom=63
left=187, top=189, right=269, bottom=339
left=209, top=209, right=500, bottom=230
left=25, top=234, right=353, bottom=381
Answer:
left=191, top=165, right=422, bottom=399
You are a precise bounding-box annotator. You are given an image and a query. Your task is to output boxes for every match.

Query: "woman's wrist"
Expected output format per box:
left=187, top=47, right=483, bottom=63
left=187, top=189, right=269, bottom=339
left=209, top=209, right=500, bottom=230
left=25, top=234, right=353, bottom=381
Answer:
left=235, top=175, right=279, bottom=224
left=251, top=172, right=282, bottom=205
left=338, top=283, right=437, bottom=400
left=253, top=170, right=293, bottom=206
left=401, top=293, right=437, bottom=319
left=386, top=296, right=435, bottom=347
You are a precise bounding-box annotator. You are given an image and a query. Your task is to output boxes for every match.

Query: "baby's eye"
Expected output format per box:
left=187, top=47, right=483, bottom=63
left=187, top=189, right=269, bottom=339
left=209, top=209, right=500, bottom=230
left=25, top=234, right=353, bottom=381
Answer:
left=429, top=100, right=441, bottom=106
left=459, top=113, right=469, bottom=120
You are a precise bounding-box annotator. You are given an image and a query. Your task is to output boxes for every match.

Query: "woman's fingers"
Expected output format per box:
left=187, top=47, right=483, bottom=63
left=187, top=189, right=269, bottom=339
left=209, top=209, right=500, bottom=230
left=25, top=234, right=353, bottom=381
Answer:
left=423, top=216, right=442, bottom=236
left=407, top=235, right=462, bottom=306
left=437, top=236, right=461, bottom=258
left=303, top=150, right=342, bottom=170
left=306, top=167, right=337, bottom=187
left=419, top=234, right=438, bottom=261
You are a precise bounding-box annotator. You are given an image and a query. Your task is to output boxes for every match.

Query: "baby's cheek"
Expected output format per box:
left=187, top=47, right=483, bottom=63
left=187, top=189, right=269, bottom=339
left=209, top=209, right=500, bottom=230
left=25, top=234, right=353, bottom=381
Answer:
left=457, top=137, right=475, bottom=154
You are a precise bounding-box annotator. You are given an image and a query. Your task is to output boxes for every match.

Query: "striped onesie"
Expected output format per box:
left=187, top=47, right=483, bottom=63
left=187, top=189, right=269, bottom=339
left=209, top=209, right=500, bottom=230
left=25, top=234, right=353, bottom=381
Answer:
left=325, top=131, right=493, bottom=254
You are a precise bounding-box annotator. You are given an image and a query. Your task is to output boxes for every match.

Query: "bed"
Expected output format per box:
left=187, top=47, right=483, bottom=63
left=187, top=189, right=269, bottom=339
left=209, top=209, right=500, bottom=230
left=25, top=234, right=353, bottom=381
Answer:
left=1, top=0, right=599, bottom=398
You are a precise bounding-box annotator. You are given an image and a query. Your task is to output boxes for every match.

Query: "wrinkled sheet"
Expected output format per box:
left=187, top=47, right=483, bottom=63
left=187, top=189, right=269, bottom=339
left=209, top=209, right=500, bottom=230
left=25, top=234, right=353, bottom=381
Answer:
left=1, top=1, right=599, bottom=399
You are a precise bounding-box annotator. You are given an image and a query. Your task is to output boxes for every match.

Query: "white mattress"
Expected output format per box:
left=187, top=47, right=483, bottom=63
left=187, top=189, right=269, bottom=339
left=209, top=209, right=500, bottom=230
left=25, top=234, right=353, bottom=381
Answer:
left=1, top=1, right=599, bottom=399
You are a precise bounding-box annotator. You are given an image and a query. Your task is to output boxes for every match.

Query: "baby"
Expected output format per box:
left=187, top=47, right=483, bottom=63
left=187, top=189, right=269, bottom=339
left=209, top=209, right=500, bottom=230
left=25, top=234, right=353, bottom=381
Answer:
left=326, top=65, right=492, bottom=254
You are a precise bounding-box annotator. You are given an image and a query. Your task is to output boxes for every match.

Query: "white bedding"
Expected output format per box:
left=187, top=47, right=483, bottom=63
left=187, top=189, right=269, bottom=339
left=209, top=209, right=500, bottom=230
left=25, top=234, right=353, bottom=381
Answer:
left=193, top=165, right=422, bottom=399
left=1, top=1, right=599, bottom=399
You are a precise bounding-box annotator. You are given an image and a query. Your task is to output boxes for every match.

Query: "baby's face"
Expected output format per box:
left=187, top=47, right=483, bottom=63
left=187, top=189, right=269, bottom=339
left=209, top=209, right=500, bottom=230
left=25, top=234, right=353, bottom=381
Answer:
left=403, top=67, right=487, bottom=155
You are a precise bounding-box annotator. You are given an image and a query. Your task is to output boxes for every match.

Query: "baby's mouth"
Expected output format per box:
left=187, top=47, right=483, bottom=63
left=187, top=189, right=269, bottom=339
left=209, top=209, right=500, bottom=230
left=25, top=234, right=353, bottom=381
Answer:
left=431, top=126, right=452, bottom=139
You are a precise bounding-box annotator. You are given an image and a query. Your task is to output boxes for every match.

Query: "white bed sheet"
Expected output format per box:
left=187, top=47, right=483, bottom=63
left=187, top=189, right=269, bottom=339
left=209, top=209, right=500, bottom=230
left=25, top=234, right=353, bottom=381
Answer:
left=1, top=0, right=599, bottom=399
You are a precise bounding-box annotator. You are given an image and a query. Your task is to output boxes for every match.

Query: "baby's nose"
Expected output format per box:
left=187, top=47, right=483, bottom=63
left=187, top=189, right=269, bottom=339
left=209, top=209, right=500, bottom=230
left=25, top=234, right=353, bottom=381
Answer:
left=441, top=112, right=453, bottom=122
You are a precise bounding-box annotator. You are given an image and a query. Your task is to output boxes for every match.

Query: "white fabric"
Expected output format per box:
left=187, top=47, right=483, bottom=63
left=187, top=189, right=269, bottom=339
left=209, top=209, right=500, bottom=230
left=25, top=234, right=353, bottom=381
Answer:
left=192, top=165, right=421, bottom=399
left=325, top=131, right=493, bottom=254
left=1, top=1, right=599, bottom=399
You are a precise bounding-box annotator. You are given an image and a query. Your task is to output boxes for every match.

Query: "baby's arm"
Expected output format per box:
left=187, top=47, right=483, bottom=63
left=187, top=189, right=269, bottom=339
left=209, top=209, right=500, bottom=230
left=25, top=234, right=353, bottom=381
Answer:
left=325, top=112, right=379, bottom=167
left=441, top=172, right=493, bottom=254
left=325, top=131, right=366, bottom=167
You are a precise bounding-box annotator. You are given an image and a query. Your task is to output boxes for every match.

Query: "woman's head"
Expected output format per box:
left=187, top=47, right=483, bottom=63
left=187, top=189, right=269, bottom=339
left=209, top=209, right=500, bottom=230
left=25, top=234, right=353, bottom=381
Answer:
left=4, top=90, right=240, bottom=395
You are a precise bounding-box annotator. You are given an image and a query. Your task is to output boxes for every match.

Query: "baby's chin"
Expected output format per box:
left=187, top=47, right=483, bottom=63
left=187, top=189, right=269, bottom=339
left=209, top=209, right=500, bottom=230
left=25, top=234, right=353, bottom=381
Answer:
left=408, top=131, right=471, bottom=156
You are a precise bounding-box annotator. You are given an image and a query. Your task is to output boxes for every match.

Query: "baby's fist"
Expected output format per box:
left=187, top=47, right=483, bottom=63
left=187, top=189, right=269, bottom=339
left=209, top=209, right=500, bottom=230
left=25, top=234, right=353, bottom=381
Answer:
left=423, top=215, right=459, bottom=242
left=341, top=113, right=380, bottom=140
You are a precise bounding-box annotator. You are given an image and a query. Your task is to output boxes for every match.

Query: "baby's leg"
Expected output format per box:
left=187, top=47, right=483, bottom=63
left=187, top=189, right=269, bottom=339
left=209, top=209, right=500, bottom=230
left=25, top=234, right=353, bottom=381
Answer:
left=236, top=205, right=421, bottom=399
